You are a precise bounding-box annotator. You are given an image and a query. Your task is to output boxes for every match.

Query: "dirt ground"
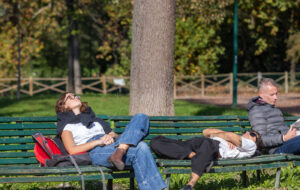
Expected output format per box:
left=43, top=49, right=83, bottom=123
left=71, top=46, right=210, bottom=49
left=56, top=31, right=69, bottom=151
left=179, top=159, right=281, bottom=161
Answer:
left=178, top=93, right=300, bottom=116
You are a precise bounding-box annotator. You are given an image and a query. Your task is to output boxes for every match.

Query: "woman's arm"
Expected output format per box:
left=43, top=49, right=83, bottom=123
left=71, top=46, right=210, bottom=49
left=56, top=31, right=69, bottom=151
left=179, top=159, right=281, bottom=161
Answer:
left=61, top=130, right=103, bottom=155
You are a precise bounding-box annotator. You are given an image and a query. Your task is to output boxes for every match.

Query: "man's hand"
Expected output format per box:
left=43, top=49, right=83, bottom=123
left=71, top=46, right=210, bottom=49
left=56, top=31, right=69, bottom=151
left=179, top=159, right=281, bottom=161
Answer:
left=227, top=142, right=236, bottom=150
left=283, top=125, right=297, bottom=142
left=100, top=134, right=115, bottom=145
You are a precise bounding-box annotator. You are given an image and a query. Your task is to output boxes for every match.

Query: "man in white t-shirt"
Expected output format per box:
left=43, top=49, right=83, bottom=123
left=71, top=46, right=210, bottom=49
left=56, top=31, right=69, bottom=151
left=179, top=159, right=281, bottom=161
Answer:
left=150, top=129, right=262, bottom=190
left=183, top=129, right=261, bottom=190
left=205, top=128, right=258, bottom=159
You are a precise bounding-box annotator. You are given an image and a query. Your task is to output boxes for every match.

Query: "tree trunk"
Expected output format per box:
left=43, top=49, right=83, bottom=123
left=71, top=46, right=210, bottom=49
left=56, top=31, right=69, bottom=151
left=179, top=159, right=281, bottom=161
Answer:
left=73, top=23, right=82, bottom=94
left=67, top=27, right=74, bottom=92
left=66, top=0, right=81, bottom=94
left=290, top=59, right=295, bottom=87
left=66, top=0, right=74, bottom=92
left=129, top=0, right=175, bottom=116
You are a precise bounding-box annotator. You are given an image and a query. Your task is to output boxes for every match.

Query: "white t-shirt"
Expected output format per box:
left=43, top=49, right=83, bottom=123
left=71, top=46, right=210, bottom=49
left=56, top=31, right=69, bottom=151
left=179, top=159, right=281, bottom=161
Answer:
left=64, top=122, right=105, bottom=145
left=211, top=136, right=257, bottom=159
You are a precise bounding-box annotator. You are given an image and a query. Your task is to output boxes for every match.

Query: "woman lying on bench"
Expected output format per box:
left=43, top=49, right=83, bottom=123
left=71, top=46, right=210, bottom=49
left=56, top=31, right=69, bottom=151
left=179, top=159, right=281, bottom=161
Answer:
left=54, top=92, right=166, bottom=190
left=150, top=129, right=262, bottom=190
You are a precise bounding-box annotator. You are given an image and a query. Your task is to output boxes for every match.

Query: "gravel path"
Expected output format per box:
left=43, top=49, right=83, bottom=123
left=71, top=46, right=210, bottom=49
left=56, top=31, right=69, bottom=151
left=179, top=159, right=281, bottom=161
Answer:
left=179, top=93, right=300, bottom=116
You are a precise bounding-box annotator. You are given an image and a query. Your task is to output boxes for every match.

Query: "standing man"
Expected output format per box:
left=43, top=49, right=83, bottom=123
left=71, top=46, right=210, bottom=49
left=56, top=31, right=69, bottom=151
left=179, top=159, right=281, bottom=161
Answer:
left=247, top=78, right=300, bottom=154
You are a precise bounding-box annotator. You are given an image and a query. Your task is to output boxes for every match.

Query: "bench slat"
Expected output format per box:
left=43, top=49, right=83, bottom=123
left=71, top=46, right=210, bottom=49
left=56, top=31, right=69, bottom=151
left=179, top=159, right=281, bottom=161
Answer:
left=163, top=162, right=289, bottom=174
left=0, top=173, right=134, bottom=183
left=115, top=121, right=243, bottom=127
left=0, top=144, right=34, bottom=151
left=0, top=165, right=112, bottom=175
left=0, top=117, right=57, bottom=122
left=0, top=152, right=35, bottom=158
left=0, top=137, right=34, bottom=144
left=0, top=158, right=37, bottom=165
left=0, top=123, right=56, bottom=129
left=110, top=115, right=239, bottom=121
left=114, top=127, right=242, bottom=134
left=0, top=130, right=56, bottom=136
left=156, top=154, right=288, bottom=167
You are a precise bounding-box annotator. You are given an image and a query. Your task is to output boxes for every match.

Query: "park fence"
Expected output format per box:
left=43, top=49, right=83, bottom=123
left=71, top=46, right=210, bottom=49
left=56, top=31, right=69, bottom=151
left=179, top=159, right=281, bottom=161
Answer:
left=1, top=72, right=300, bottom=97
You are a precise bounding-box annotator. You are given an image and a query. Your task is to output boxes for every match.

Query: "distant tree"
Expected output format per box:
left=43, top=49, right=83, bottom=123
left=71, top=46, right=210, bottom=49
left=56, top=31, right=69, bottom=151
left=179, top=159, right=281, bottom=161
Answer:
left=286, top=31, right=300, bottom=86
left=129, top=0, right=176, bottom=116
left=0, top=0, right=61, bottom=77
left=66, top=0, right=81, bottom=94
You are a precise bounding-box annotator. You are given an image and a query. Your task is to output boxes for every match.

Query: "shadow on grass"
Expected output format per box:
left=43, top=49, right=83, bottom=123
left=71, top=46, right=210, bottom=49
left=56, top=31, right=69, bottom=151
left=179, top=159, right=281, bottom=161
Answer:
left=169, top=170, right=282, bottom=190
left=0, top=94, right=58, bottom=116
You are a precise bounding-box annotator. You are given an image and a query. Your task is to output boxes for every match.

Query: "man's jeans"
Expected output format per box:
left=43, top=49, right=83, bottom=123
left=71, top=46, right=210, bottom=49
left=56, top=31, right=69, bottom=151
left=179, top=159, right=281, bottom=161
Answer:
left=88, top=113, right=166, bottom=190
left=275, top=135, right=300, bottom=154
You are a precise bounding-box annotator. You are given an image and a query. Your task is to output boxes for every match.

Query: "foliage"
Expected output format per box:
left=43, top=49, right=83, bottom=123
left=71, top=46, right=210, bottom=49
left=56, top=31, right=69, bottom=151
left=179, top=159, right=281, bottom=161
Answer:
left=1, top=0, right=300, bottom=78
left=219, top=0, right=300, bottom=72
left=175, top=17, right=224, bottom=75
left=82, top=0, right=133, bottom=76
left=174, top=0, right=231, bottom=75
left=0, top=0, right=66, bottom=77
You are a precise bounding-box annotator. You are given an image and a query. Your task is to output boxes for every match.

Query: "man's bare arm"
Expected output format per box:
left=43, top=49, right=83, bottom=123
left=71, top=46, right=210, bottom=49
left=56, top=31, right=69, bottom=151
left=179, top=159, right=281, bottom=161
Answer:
left=204, top=129, right=242, bottom=147
left=203, top=128, right=225, bottom=137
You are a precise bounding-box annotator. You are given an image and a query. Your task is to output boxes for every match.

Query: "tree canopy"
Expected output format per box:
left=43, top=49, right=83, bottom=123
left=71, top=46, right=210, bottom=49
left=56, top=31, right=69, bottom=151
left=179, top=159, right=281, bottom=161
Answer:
left=0, top=0, right=300, bottom=78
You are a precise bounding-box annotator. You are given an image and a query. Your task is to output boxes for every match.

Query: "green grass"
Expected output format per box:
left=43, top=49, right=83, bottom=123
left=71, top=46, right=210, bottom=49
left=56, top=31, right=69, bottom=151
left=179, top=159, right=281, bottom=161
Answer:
left=0, top=94, right=247, bottom=117
left=0, top=94, right=298, bottom=190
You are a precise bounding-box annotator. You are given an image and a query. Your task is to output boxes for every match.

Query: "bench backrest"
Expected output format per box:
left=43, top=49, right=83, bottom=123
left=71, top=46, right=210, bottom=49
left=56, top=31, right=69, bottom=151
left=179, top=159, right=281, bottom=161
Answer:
left=0, top=115, right=108, bottom=166
left=112, top=115, right=246, bottom=141
left=0, top=115, right=297, bottom=166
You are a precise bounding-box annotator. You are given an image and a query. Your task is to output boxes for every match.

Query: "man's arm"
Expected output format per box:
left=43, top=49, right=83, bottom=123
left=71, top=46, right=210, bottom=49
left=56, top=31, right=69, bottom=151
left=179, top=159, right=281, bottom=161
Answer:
left=203, top=129, right=242, bottom=147
left=203, top=128, right=224, bottom=137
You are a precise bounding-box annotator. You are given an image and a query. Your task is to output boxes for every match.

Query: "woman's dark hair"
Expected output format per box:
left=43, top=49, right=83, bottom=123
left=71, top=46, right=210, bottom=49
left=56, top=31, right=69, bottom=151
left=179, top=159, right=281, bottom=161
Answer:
left=55, top=92, right=88, bottom=114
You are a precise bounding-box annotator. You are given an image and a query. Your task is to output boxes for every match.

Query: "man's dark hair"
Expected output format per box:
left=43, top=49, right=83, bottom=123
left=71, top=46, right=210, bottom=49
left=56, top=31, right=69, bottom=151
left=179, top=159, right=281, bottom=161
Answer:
left=258, top=78, right=277, bottom=91
left=252, top=131, right=263, bottom=151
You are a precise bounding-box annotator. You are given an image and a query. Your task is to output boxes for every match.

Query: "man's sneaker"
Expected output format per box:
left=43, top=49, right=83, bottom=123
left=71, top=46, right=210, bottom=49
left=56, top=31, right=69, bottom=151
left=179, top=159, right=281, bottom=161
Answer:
left=181, top=184, right=193, bottom=190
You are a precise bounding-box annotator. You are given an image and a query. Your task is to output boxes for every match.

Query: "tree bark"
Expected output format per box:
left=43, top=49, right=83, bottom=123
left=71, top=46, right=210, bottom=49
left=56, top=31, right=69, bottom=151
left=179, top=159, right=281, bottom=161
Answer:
left=129, top=0, right=176, bottom=116
left=73, top=23, right=82, bottom=94
left=290, top=59, right=295, bottom=87
left=66, top=0, right=81, bottom=94
left=67, top=28, right=74, bottom=92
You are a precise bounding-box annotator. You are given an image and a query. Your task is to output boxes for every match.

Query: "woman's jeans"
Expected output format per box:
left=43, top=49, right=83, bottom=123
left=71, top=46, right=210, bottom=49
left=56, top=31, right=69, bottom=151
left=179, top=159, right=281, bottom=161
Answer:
left=275, top=135, right=300, bottom=154
left=88, top=114, right=166, bottom=190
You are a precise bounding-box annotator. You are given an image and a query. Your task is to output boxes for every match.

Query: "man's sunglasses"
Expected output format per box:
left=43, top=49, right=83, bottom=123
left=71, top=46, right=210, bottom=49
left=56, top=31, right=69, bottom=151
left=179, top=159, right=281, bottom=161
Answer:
left=249, top=132, right=257, bottom=138
left=64, top=94, right=80, bottom=103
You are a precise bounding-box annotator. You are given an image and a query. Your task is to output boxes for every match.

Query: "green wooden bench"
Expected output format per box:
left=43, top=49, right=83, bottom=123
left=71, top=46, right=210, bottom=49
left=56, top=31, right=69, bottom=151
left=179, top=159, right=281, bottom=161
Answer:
left=0, top=115, right=299, bottom=190
left=110, top=115, right=300, bottom=190
left=0, top=116, right=136, bottom=190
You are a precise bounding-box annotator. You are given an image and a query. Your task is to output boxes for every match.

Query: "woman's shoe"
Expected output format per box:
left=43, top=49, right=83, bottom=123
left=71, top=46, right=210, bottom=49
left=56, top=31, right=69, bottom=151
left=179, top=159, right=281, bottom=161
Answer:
left=107, top=148, right=126, bottom=170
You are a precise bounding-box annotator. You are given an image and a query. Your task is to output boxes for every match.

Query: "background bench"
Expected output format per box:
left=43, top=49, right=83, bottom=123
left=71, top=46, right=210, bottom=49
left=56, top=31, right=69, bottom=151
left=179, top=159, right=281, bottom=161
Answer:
left=0, top=116, right=136, bottom=190
left=0, top=115, right=299, bottom=190
left=111, top=115, right=300, bottom=190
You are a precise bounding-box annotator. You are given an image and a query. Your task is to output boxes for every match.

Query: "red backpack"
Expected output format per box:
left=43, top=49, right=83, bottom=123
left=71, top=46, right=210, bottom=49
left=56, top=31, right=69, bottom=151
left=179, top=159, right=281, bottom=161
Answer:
left=32, top=132, right=106, bottom=190
left=32, top=132, right=92, bottom=167
left=33, top=133, right=63, bottom=166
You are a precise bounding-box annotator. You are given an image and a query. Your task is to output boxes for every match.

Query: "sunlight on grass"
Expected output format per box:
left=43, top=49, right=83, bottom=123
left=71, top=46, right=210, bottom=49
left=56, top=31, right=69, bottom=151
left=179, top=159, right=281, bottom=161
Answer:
left=0, top=94, right=248, bottom=117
